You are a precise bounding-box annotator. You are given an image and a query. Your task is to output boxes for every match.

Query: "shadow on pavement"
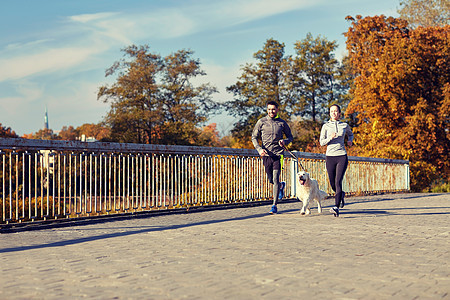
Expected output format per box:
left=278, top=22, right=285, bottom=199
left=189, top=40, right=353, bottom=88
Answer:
left=352, top=193, right=447, bottom=205
left=0, top=211, right=271, bottom=254
left=340, top=205, right=450, bottom=218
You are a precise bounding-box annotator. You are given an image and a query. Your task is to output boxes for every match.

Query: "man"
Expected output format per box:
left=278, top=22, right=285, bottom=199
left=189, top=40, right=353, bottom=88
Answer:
left=252, top=101, right=293, bottom=214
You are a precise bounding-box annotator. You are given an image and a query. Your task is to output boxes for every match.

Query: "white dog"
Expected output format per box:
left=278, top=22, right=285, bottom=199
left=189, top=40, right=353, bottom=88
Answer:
left=296, top=171, right=328, bottom=215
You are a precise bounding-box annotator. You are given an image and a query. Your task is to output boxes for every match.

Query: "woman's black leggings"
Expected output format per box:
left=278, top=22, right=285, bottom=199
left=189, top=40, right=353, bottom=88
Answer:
left=326, top=155, right=348, bottom=207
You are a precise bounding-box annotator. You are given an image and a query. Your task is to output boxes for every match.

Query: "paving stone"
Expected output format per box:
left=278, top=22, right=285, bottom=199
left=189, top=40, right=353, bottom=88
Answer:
left=0, top=193, right=449, bottom=299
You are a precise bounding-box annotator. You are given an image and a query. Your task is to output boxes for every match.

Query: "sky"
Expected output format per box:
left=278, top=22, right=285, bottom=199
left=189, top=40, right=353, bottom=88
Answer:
left=0, top=0, right=399, bottom=137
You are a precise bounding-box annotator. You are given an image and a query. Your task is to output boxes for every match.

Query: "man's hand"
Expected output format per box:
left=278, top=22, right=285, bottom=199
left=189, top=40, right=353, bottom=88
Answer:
left=260, top=149, right=268, bottom=157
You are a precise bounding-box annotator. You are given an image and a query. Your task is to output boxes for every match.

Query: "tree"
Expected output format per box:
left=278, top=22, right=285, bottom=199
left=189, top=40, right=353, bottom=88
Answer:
left=76, top=123, right=111, bottom=141
left=398, top=0, right=450, bottom=28
left=197, top=123, right=224, bottom=147
left=290, top=33, right=344, bottom=122
left=225, top=39, right=289, bottom=148
left=345, top=15, right=450, bottom=191
left=288, top=118, right=322, bottom=153
left=98, top=45, right=218, bottom=145
left=58, top=126, right=78, bottom=141
left=0, top=123, right=18, bottom=138
left=286, top=34, right=350, bottom=153
left=225, top=36, right=348, bottom=149
left=26, top=128, right=58, bottom=140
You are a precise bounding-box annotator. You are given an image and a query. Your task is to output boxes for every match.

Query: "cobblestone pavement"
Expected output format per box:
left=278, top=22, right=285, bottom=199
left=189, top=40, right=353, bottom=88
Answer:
left=0, top=193, right=449, bottom=299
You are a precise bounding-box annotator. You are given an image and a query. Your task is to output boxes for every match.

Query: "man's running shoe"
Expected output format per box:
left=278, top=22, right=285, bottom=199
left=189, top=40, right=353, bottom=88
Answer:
left=269, top=205, right=278, bottom=214
left=278, top=181, right=286, bottom=200
left=329, top=207, right=339, bottom=217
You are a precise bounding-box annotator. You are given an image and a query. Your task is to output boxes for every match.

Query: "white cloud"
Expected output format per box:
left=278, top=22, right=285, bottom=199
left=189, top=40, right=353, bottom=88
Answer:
left=4, top=39, right=53, bottom=52
left=167, top=0, right=321, bottom=35
left=69, top=12, right=136, bottom=44
left=0, top=80, right=43, bottom=108
left=0, top=46, right=103, bottom=82
left=213, top=0, right=319, bottom=24
left=64, top=0, right=319, bottom=43
left=0, top=80, right=45, bottom=132
left=67, top=9, right=196, bottom=43
left=0, top=0, right=320, bottom=82
left=15, top=83, right=44, bottom=102
left=69, top=12, right=118, bottom=23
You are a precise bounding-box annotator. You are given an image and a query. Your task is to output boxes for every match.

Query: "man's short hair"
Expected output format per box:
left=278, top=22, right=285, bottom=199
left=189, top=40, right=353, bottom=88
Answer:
left=266, top=100, right=279, bottom=108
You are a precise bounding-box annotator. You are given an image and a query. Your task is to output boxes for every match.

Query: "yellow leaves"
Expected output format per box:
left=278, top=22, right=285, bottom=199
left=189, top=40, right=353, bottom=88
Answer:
left=99, top=45, right=220, bottom=145
left=346, top=17, right=449, bottom=190
left=345, top=15, right=355, bottom=22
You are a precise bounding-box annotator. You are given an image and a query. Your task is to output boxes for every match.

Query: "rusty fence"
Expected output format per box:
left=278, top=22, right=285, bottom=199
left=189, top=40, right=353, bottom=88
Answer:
left=0, top=138, right=409, bottom=225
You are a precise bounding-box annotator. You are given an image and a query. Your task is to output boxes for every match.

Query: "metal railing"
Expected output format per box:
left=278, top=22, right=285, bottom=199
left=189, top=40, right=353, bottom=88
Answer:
left=0, top=138, right=409, bottom=225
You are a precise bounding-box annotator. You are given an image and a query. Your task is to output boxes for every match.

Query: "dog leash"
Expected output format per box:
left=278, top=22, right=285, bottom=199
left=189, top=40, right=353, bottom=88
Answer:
left=281, top=143, right=307, bottom=172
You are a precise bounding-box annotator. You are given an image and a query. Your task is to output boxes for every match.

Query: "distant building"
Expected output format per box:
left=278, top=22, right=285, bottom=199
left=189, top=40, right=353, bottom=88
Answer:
left=80, top=134, right=97, bottom=142
left=44, top=107, right=49, bottom=130
left=41, top=107, right=54, bottom=176
left=39, top=149, right=55, bottom=175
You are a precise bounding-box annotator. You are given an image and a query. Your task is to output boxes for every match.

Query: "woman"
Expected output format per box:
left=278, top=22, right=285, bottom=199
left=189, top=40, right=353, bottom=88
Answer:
left=319, top=104, right=354, bottom=217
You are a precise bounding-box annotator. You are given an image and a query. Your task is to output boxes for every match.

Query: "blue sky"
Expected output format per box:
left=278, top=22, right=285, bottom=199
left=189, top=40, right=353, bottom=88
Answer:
left=0, top=0, right=399, bottom=136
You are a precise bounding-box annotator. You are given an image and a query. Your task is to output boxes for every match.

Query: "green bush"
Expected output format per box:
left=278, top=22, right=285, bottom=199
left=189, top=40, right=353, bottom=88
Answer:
left=430, top=182, right=450, bottom=193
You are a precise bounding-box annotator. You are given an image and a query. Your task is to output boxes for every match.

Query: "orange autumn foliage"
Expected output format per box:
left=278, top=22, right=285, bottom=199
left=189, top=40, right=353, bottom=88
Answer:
left=344, top=15, right=450, bottom=191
